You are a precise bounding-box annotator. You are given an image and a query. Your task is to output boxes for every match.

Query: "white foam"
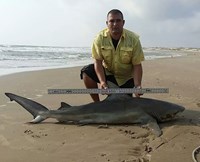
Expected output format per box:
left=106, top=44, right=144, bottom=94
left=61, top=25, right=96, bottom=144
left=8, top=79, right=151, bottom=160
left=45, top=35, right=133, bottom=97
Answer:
left=1, top=45, right=197, bottom=77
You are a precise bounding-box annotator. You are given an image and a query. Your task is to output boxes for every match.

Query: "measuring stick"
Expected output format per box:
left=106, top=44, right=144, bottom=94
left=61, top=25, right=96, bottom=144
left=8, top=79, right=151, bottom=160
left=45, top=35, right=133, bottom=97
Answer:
left=48, top=88, right=169, bottom=94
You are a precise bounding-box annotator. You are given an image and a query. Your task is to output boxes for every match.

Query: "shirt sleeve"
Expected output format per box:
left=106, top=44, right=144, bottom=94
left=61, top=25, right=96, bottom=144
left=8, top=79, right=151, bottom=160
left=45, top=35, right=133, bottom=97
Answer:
left=91, top=36, right=103, bottom=60
left=132, top=39, right=145, bottom=65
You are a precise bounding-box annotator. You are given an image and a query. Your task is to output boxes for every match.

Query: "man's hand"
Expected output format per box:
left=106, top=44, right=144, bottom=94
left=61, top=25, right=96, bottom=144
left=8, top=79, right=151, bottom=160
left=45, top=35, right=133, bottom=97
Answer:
left=134, top=86, right=143, bottom=98
left=99, top=82, right=108, bottom=89
left=99, top=82, right=108, bottom=95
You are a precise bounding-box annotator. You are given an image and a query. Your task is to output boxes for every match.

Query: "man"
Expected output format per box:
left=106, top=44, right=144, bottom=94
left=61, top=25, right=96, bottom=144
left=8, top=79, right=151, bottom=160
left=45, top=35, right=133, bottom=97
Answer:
left=80, top=9, right=144, bottom=102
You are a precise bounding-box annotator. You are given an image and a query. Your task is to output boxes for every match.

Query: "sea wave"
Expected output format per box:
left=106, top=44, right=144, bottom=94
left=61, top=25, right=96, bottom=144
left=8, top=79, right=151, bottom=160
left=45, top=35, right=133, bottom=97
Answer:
left=0, top=44, right=199, bottom=76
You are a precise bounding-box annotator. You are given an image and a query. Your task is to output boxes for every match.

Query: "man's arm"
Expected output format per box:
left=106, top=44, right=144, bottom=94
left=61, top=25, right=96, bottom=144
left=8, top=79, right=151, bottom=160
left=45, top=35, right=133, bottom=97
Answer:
left=133, top=63, right=143, bottom=97
left=94, top=59, right=108, bottom=89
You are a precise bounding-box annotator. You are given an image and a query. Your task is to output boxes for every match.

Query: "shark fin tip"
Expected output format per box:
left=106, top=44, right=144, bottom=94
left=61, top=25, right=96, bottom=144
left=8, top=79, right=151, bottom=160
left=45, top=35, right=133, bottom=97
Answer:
left=31, top=115, right=47, bottom=123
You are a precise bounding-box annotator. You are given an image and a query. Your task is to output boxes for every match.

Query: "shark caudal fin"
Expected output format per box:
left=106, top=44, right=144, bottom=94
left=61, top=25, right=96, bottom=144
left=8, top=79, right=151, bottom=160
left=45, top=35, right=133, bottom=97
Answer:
left=5, top=93, right=49, bottom=123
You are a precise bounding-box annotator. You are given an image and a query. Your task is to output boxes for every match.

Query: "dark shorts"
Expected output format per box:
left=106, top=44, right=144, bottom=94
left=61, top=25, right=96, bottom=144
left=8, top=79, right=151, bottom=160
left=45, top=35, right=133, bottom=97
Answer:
left=80, top=64, right=135, bottom=88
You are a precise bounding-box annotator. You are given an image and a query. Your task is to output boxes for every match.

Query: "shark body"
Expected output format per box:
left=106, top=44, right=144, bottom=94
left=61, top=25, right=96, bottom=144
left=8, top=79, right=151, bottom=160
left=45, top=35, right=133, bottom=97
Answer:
left=5, top=93, right=185, bottom=136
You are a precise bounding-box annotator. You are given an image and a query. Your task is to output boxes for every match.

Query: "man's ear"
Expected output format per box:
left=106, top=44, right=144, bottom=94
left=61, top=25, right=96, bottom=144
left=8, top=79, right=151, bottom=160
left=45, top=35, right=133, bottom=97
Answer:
left=106, top=21, right=108, bottom=26
left=123, top=20, right=125, bottom=25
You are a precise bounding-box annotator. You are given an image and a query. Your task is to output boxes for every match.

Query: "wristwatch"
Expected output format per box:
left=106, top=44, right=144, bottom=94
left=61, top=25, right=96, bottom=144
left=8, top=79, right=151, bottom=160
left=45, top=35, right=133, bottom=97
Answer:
left=134, top=86, right=142, bottom=89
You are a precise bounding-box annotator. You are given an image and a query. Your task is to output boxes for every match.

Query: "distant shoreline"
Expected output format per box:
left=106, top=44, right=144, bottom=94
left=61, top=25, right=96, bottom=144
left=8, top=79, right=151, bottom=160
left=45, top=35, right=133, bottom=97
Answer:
left=1, top=45, right=199, bottom=77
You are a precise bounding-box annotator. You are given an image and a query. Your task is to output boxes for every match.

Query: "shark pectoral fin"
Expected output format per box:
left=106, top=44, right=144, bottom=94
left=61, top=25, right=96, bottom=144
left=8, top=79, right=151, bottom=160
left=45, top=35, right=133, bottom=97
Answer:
left=139, top=114, right=162, bottom=137
left=146, top=119, right=162, bottom=137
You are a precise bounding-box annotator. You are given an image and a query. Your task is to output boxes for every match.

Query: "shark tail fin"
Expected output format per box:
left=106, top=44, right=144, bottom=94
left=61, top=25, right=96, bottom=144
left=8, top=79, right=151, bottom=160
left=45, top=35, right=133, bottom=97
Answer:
left=5, top=93, right=49, bottom=123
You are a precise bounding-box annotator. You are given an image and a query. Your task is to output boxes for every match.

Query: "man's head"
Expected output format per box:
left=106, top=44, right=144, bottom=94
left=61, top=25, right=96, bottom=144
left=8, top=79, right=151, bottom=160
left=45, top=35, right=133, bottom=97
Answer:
left=106, top=9, right=125, bottom=39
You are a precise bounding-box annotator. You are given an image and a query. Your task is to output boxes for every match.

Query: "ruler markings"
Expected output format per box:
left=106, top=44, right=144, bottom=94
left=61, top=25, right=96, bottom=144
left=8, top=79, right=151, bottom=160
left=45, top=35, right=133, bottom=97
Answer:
left=48, top=88, right=169, bottom=94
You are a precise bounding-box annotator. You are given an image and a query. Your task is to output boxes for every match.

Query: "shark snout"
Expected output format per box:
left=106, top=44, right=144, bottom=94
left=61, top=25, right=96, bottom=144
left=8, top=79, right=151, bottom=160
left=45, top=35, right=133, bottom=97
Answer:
left=158, top=105, right=185, bottom=122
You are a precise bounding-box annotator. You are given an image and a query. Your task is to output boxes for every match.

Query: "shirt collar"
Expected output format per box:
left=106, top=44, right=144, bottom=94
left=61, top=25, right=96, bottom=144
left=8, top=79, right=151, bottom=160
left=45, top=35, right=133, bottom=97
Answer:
left=103, top=28, right=126, bottom=39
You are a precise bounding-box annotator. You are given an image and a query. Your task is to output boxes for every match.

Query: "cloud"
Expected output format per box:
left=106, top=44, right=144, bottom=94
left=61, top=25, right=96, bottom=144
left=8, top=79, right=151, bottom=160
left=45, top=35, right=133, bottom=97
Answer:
left=120, top=0, right=200, bottom=21
left=117, top=0, right=200, bottom=47
left=0, top=0, right=199, bottom=47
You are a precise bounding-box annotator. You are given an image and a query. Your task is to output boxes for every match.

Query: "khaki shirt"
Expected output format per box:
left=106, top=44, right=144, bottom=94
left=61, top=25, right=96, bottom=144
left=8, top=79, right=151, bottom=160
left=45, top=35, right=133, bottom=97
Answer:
left=92, top=28, right=144, bottom=86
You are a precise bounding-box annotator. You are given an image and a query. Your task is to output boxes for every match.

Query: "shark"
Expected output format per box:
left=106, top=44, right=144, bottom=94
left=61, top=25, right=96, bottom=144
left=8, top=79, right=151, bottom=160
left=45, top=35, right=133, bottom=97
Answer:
left=5, top=92, right=185, bottom=136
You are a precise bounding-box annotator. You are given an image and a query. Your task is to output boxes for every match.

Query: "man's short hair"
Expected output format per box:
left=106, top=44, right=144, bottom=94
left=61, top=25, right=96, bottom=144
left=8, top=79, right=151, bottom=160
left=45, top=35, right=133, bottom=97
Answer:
left=107, top=9, right=124, bottom=20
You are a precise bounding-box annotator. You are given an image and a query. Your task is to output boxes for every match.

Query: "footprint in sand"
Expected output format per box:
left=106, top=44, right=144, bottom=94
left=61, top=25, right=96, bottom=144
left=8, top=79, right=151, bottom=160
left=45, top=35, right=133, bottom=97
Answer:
left=127, top=146, right=151, bottom=162
left=196, top=103, right=200, bottom=107
left=128, top=145, right=143, bottom=156
left=118, top=128, right=151, bottom=140
left=24, top=129, right=48, bottom=139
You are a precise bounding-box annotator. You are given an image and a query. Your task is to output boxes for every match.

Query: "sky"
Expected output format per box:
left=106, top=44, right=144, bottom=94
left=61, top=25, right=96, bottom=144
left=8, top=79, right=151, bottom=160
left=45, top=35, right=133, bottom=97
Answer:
left=0, top=0, right=200, bottom=48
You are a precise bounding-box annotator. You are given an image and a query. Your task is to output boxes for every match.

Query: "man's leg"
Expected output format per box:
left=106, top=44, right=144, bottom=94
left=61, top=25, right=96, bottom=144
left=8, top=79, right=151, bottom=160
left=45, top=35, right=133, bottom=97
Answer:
left=80, top=64, right=100, bottom=102
left=82, top=73, right=100, bottom=102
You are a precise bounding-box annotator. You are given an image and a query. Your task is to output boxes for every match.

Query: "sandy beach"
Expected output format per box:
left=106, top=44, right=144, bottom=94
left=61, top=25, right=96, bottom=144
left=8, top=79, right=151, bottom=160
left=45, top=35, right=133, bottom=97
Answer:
left=0, top=53, right=200, bottom=162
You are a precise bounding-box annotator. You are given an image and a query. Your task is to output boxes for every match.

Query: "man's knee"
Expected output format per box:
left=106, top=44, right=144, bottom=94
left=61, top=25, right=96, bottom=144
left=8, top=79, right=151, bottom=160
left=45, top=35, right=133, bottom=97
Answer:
left=80, top=64, right=99, bottom=83
left=82, top=72, right=91, bottom=82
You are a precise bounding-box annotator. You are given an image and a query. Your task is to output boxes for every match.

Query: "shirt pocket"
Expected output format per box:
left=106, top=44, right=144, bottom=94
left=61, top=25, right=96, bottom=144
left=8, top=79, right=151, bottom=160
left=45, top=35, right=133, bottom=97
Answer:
left=120, top=47, right=132, bottom=64
left=101, top=46, right=113, bottom=65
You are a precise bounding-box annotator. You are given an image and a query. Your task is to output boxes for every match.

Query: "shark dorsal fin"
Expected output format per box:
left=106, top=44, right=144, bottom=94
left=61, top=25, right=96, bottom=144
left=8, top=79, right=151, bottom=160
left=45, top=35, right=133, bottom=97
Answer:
left=58, top=102, right=71, bottom=110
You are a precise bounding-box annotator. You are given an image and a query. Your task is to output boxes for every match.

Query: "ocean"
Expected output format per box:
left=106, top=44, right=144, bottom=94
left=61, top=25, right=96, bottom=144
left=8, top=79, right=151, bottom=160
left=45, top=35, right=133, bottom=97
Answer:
left=0, top=44, right=198, bottom=76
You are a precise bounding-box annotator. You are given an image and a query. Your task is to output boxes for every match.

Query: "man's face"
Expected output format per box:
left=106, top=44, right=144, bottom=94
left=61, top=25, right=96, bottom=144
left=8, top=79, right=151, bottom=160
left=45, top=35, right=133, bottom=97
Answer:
left=106, top=13, right=125, bottom=37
